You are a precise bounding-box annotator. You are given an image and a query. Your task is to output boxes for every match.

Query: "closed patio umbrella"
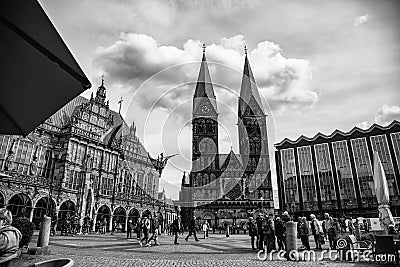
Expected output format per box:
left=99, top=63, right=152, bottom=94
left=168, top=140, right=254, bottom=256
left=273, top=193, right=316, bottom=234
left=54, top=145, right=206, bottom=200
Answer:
left=373, top=151, right=395, bottom=233
left=0, top=0, right=91, bottom=136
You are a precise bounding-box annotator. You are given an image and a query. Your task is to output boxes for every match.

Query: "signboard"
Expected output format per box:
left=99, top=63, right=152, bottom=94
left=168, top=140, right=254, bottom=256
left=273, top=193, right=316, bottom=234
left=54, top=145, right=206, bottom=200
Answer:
left=370, top=218, right=383, bottom=231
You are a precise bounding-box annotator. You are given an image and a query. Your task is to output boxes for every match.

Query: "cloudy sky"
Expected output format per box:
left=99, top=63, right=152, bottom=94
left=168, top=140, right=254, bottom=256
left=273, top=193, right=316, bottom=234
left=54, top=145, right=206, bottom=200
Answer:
left=39, top=0, right=400, bottom=199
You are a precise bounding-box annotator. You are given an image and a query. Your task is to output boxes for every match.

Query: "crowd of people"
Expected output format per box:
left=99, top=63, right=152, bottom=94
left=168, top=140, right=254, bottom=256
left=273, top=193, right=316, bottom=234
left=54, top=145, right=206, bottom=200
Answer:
left=4, top=205, right=399, bottom=262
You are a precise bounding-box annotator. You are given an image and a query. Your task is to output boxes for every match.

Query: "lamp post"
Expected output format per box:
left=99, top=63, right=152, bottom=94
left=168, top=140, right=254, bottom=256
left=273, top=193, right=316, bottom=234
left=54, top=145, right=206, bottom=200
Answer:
left=148, top=152, right=176, bottom=228
left=164, top=193, right=167, bottom=234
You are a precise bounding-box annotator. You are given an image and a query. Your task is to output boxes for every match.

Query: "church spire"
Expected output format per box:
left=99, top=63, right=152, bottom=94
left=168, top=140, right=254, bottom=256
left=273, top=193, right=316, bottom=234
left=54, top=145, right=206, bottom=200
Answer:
left=238, top=47, right=264, bottom=117
left=194, top=44, right=215, bottom=99
left=193, top=44, right=218, bottom=117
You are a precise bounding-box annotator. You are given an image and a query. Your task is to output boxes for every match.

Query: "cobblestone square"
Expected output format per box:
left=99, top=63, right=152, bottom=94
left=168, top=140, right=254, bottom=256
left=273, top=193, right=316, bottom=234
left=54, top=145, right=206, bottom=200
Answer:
left=19, top=232, right=379, bottom=267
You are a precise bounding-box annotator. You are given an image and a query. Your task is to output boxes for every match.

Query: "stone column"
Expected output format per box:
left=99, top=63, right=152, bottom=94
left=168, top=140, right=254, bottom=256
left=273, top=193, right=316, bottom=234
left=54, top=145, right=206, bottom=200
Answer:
left=285, top=221, right=297, bottom=260
left=37, top=216, right=51, bottom=248
left=92, top=212, right=97, bottom=232
left=125, top=214, right=129, bottom=232
left=29, top=208, right=34, bottom=222
left=109, top=215, right=113, bottom=232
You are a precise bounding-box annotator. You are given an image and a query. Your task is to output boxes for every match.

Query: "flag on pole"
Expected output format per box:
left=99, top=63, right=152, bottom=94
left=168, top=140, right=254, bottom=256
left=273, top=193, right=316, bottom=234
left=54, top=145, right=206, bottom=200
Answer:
left=373, top=151, right=395, bottom=232
left=99, top=123, right=122, bottom=148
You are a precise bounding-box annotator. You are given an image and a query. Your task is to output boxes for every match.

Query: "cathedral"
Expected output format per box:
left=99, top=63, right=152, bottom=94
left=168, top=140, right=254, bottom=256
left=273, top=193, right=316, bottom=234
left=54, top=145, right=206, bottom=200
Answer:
left=0, top=79, right=176, bottom=231
left=179, top=46, right=274, bottom=229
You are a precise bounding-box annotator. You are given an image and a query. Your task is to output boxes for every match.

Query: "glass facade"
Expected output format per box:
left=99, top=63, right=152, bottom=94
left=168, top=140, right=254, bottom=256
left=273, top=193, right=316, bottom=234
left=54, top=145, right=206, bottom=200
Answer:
left=280, top=148, right=300, bottom=212
left=297, top=146, right=317, bottom=210
left=370, top=135, right=399, bottom=203
left=391, top=133, right=400, bottom=179
left=350, top=138, right=376, bottom=208
left=314, top=143, right=337, bottom=208
left=277, top=122, right=400, bottom=217
left=331, top=141, right=357, bottom=209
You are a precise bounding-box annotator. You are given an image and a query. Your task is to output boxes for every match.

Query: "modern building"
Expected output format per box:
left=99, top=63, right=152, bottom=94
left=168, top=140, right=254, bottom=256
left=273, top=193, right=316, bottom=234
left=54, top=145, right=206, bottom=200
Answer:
left=178, top=46, right=273, bottom=228
left=0, top=79, right=176, bottom=231
left=275, top=120, right=400, bottom=218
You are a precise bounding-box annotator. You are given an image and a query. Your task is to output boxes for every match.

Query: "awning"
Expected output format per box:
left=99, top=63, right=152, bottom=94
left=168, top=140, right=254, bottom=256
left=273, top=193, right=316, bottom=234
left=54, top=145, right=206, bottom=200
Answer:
left=0, top=0, right=91, bottom=136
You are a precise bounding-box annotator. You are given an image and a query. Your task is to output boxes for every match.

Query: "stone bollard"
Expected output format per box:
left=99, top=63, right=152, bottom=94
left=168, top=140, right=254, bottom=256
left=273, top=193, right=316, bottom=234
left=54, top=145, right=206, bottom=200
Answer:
left=285, top=221, right=297, bottom=260
left=37, top=215, right=51, bottom=248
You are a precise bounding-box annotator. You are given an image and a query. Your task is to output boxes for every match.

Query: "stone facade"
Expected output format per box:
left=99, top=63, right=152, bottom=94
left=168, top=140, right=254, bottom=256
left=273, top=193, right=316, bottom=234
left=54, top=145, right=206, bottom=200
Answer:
left=0, top=79, right=176, bottom=231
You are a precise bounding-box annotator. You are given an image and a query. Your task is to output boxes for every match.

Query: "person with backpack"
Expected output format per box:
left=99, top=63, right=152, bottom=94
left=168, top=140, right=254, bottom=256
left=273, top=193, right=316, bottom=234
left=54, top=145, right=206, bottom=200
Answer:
left=139, top=216, right=151, bottom=247
left=247, top=217, right=258, bottom=250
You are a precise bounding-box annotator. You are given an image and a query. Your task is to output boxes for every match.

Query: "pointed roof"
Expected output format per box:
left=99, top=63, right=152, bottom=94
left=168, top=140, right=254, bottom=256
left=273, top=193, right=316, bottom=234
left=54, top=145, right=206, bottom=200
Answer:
left=193, top=45, right=218, bottom=116
left=239, top=49, right=264, bottom=116
left=194, top=45, right=216, bottom=99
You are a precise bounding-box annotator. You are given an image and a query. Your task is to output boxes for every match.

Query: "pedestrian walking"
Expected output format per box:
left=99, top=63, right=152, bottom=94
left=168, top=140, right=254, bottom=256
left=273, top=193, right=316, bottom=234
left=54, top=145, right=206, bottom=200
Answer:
left=127, top=220, right=133, bottom=239
left=264, top=214, right=276, bottom=253
left=172, top=215, right=183, bottom=244
left=347, top=217, right=354, bottom=235
left=324, top=213, right=335, bottom=249
left=247, top=217, right=257, bottom=250
left=202, top=221, right=209, bottom=239
left=102, top=217, right=107, bottom=234
left=50, top=215, right=57, bottom=236
left=256, top=214, right=264, bottom=250
left=111, top=220, right=117, bottom=235
left=135, top=219, right=142, bottom=239
left=363, top=219, right=370, bottom=233
left=148, top=214, right=160, bottom=246
left=185, top=216, right=199, bottom=241
left=225, top=223, right=230, bottom=237
left=139, top=216, right=151, bottom=247
left=354, top=218, right=361, bottom=239
left=310, top=214, right=322, bottom=250
left=274, top=217, right=286, bottom=251
left=331, top=218, right=341, bottom=248
left=298, top=217, right=310, bottom=250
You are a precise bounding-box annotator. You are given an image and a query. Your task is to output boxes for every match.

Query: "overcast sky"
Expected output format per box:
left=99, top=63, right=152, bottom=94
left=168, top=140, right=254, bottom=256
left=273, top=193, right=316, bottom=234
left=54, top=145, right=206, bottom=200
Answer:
left=39, top=0, right=400, bottom=199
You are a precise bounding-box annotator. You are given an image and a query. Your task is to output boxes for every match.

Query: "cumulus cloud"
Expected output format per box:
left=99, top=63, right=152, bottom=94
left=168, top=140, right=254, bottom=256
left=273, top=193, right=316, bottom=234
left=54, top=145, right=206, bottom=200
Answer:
left=94, top=33, right=317, bottom=117
left=354, top=15, right=369, bottom=26
left=375, top=104, right=400, bottom=125
left=356, top=121, right=371, bottom=129
left=356, top=104, right=400, bottom=129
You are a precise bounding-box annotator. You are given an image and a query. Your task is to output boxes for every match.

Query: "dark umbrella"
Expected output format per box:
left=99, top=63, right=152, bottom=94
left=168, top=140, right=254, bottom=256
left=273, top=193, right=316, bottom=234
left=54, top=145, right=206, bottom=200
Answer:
left=0, top=0, right=91, bottom=136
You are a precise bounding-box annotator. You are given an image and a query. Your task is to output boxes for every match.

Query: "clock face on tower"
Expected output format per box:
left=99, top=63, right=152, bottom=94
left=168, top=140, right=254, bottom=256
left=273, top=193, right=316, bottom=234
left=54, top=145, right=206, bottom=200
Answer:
left=201, top=104, right=211, bottom=114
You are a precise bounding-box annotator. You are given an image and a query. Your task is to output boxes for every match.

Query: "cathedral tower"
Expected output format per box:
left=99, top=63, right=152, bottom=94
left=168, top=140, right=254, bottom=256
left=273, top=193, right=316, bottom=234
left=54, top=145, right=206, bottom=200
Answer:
left=190, top=45, right=219, bottom=188
left=238, top=47, right=271, bottom=200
